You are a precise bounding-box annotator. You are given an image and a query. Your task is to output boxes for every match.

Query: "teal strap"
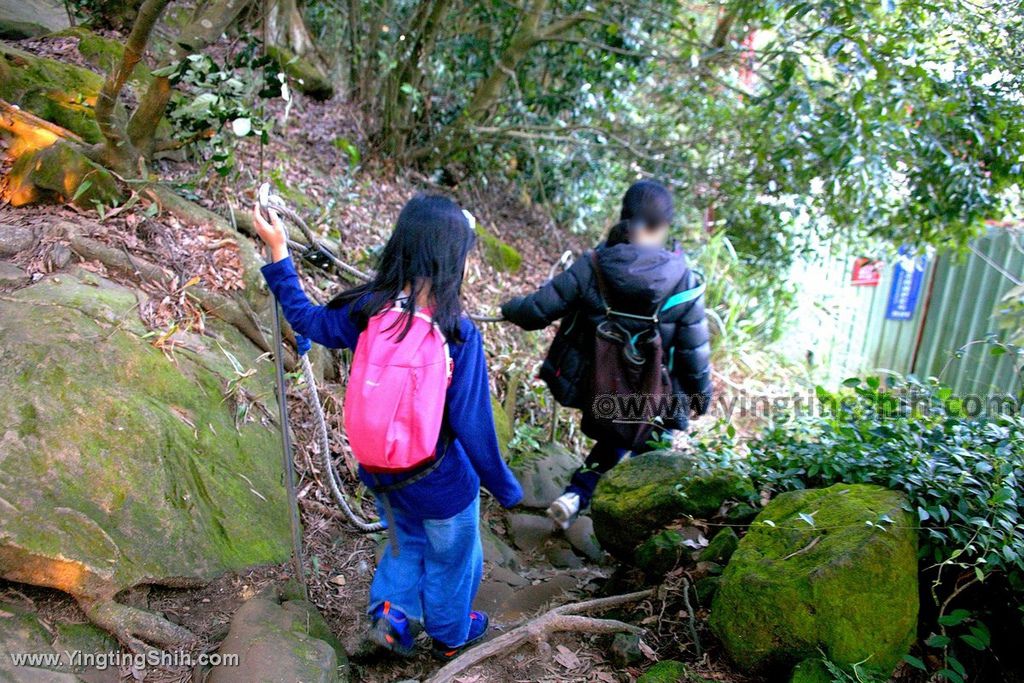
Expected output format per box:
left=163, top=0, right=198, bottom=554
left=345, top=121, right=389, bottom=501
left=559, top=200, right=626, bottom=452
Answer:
left=661, top=282, right=706, bottom=312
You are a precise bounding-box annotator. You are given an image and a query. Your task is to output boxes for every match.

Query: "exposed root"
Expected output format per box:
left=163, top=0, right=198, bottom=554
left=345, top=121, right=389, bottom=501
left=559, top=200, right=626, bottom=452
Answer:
left=424, top=588, right=654, bottom=683
left=66, top=233, right=287, bottom=364
left=79, top=597, right=196, bottom=654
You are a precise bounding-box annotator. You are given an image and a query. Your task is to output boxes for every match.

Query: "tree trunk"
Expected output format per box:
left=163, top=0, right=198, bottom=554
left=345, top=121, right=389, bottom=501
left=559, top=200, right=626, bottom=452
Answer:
left=264, top=0, right=334, bottom=99
left=177, top=0, right=254, bottom=51
left=94, top=0, right=170, bottom=171
left=380, top=0, right=453, bottom=156
left=407, top=0, right=600, bottom=163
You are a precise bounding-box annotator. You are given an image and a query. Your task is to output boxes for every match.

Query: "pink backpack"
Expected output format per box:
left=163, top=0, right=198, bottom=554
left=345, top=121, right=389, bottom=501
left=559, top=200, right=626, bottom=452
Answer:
left=344, top=304, right=452, bottom=473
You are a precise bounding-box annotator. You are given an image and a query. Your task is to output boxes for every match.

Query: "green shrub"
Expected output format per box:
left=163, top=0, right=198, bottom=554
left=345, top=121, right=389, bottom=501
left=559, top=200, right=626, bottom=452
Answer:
left=741, top=376, right=1023, bottom=586
left=688, top=375, right=1023, bottom=682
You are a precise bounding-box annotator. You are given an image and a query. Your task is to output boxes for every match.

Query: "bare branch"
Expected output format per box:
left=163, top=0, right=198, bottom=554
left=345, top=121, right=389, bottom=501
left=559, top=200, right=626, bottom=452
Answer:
left=424, top=589, right=653, bottom=683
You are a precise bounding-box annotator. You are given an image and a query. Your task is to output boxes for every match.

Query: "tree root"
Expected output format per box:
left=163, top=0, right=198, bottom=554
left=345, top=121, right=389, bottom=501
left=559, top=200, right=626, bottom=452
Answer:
left=66, top=233, right=293, bottom=366
left=424, top=588, right=654, bottom=683
left=79, top=597, right=196, bottom=654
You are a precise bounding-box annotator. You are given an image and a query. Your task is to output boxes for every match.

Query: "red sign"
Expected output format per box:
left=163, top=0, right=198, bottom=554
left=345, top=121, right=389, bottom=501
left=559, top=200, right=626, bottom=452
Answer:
left=851, top=258, right=882, bottom=286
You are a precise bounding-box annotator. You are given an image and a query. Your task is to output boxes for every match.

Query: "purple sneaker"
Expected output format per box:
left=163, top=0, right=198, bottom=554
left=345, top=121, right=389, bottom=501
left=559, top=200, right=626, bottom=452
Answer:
left=369, top=601, right=417, bottom=657
left=431, top=610, right=489, bottom=661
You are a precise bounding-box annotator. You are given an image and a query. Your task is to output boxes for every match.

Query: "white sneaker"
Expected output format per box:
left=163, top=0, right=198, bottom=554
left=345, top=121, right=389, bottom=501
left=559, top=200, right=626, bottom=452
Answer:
left=547, top=492, right=581, bottom=531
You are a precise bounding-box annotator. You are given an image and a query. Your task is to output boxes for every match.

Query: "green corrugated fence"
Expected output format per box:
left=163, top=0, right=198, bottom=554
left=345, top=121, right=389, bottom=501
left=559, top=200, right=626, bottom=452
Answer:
left=789, top=226, right=1022, bottom=397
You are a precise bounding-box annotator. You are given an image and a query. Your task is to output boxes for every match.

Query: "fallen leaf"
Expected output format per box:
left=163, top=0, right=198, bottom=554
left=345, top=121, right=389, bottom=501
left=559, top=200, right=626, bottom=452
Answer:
left=330, top=574, right=347, bottom=586
left=554, top=644, right=581, bottom=669
left=638, top=638, right=657, bottom=661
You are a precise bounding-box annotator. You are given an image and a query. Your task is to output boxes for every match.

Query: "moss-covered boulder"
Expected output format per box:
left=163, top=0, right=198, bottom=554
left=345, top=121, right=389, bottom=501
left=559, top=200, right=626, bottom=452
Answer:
left=55, top=27, right=153, bottom=90
left=4, top=141, right=122, bottom=208
left=0, top=273, right=291, bottom=609
left=633, top=526, right=702, bottom=576
left=710, top=484, right=918, bottom=677
left=491, top=395, right=512, bottom=458
left=590, top=450, right=755, bottom=561
left=266, top=45, right=334, bottom=101
left=637, top=660, right=713, bottom=683
left=508, top=442, right=581, bottom=509
left=789, top=658, right=833, bottom=683
left=475, top=225, right=522, bottom=273
left=698, top=527, right=739, bottom=565
left=208, top=583, right=348, bottom=683
left=0, top=41, right=106, bottom=142
left=0, top=19, right=49, bottom=39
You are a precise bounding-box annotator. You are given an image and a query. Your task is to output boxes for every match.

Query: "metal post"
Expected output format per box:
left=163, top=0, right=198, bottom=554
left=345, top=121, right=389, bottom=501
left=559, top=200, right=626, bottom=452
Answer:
left=269, top=261, right=308, bottom=599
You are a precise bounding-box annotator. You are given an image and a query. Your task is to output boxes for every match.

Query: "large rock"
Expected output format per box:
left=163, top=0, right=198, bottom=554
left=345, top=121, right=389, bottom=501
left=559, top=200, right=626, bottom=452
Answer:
left=491, top=395, right=512, bottom=458
left=0, top=273, right=291, bottom=609
left=4, top=142, right=123, bottom=209
left=475, top=225, right=522, bottom=273
left=0, top=42, right=106, bottom=142
left=710, top=484, right=918, bottom=677
left=591, top=450, right=756, bottom=560
left=208, top=584, right=347, bottom=683
left=0, top=601, right=111, bottom=682
left=508, top=442, right=580, bottom=509
left=0, top=0, right=69, bottom=33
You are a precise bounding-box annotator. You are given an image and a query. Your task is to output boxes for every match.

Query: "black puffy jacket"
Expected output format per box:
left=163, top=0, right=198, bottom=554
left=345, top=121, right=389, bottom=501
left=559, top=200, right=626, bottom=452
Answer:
left=501, top=242, right=713, bottom=433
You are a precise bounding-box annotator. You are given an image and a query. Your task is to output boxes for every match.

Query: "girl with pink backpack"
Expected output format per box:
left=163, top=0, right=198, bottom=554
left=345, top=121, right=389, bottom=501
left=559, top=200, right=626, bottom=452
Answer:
left=252, top=194, right=523, bottom=660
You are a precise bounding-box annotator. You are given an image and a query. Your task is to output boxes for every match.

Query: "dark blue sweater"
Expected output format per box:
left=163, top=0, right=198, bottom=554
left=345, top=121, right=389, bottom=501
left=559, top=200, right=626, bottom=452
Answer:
left=261, top=257, right=523, bottom=519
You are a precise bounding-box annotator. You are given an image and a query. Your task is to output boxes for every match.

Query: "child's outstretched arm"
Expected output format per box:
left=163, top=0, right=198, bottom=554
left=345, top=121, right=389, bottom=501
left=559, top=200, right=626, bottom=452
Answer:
left=446, top=322, right=524, bottom=508
left=500, top=257, right=587, bottom=330
left=253, top=204, right=360, bottom=350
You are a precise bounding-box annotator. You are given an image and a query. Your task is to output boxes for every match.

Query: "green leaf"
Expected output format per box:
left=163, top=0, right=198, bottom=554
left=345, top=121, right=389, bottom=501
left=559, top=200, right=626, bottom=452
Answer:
left=902, top=654, right=927, bottom=670
left=925, top=634, right=951, bottom=647
left=938, top=608, right=971, bottom=626
left=959, top=634, right=986, bottom=651
left=71, top=179, right=94, bottom=202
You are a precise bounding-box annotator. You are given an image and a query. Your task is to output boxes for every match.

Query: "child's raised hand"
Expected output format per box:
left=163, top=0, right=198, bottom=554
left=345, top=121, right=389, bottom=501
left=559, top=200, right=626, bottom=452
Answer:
left=252, top=202, right=289, bottom=262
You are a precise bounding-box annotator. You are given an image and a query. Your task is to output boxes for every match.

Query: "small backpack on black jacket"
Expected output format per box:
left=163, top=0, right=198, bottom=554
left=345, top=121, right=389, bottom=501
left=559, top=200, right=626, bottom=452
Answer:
left=585, top=251, right=673, bottom=451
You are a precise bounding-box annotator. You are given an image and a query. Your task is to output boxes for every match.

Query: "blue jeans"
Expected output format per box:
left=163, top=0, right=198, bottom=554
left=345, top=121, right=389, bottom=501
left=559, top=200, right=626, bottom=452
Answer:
left=368, top=494, right=483, bottom=647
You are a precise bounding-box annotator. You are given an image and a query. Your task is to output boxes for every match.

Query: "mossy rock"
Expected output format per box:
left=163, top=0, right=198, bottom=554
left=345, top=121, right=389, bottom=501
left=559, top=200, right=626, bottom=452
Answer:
left=789, top=658, right=833, bottom=683
left=266, top=45, right=333, bottom=101
left=0, top=273, right=292, bottom=604
left=634, top=527, right=694, bottom=577
left=507, top=442, right=580, bottom=509
left=491, top=395, right=512, bottom=458
left=475, top=225, right=522, bottom=273
left=698, top=527, right=739, bottom=565
left=0, top=41, right=106, bottom=142
left=710, top=484, right=918, bottom=677
left=209, top=584, right=348, bottom=683
left=590, top=450, right=756, bottom=561
left=638, top=660, right=687, bottom=683
left=4, top=141, right=122, bottom=208
left=0, top=19, right=50, bottom=39
left=0, top=601, right=85, bottom=680
left=55, top=27, right=153, bottom=91
left=637, top=660, right=713, bottom=683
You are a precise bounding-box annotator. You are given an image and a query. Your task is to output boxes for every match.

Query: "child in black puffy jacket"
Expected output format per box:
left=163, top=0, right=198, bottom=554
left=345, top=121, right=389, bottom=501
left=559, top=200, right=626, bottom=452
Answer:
left=501, top=180, right=713, bottom=528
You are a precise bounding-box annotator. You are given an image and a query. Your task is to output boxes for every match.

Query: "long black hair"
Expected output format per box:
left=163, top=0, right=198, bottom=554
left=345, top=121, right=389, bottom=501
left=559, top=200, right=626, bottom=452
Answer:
left=328, top=194, right=475, bottom=342
left=606, top=179, right=675, bottom=247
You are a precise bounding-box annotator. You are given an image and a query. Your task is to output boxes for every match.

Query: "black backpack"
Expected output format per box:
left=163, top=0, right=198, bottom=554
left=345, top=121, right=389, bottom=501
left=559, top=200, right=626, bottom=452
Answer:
left=586, top=251, right=674, bottom=450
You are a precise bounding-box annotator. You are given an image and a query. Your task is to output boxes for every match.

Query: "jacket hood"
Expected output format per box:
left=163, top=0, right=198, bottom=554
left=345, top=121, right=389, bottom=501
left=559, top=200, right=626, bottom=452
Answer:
left=595, top=243, right=690, bottom=313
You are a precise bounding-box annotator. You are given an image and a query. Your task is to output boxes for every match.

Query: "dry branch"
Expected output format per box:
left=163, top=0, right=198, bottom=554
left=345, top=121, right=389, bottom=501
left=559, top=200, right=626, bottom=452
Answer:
left=424, top=588, right=653, bottom=683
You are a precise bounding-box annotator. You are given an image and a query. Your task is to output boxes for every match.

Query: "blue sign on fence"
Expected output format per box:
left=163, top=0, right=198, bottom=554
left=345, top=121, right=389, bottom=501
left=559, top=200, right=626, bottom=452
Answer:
left=885, top=246, right=928, bottom=320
